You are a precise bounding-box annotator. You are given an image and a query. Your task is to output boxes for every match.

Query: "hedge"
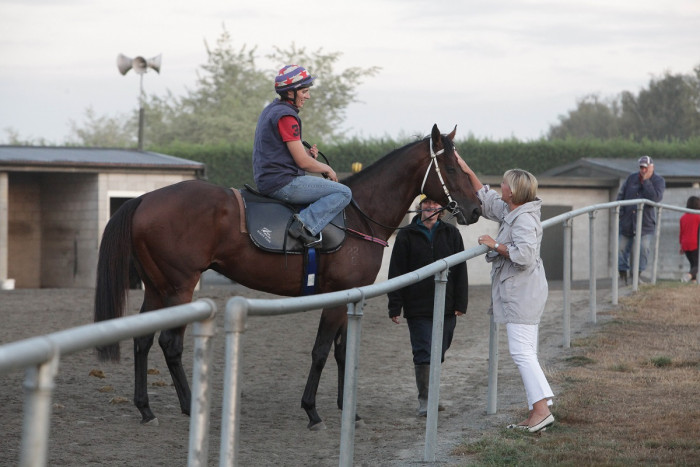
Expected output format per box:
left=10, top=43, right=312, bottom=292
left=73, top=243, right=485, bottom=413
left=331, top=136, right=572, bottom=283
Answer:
left=151, top=137, right=700, bottom=189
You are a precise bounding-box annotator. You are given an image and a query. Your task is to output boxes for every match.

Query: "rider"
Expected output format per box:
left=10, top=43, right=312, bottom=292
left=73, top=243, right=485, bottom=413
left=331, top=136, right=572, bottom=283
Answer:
left=252, top=64, right=352, bottom=247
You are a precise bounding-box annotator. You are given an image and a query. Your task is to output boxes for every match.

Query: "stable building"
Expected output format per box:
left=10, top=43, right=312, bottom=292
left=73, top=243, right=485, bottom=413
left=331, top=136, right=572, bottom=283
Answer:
left=0, top=147, right=204, bottom=289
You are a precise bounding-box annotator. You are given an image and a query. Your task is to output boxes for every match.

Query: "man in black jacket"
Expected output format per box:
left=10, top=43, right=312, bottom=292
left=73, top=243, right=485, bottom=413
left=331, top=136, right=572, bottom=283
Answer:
left=387, top=196, right=468, bottom=416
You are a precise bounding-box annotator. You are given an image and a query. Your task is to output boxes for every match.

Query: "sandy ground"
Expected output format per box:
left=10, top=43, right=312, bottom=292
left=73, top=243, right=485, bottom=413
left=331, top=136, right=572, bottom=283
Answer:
left=0, top=275, right=618, bottom=466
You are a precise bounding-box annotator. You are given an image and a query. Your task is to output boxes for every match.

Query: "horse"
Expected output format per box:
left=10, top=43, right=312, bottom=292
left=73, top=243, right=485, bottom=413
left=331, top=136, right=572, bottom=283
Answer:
left=94, top=124, right=482, bottom=429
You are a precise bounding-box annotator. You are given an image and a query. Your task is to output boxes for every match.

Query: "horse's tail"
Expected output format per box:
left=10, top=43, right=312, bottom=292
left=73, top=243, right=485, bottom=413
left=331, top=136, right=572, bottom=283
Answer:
left=94, top=197, right=142, bottom=362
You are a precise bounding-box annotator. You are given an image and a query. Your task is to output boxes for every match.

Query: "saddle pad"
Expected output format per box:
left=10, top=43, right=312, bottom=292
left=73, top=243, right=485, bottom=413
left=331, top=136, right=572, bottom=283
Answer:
left=240, top=188, right=346, bottom=254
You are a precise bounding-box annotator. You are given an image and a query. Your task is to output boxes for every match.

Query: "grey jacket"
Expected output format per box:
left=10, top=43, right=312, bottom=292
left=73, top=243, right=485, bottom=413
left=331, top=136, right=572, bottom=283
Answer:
left=478, top=186, right=548, bottom=325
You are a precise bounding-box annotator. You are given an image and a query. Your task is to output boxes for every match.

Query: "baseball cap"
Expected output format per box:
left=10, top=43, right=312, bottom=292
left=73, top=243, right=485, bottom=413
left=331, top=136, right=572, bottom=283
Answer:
left=638, top=155, right=653, bottom=167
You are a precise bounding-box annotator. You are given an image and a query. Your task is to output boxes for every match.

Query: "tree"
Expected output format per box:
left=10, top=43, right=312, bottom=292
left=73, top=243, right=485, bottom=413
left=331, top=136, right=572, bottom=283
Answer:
left=66, top=107, right=136, bottom=147
left=70, top=27, right=379, bottom=147
left=267, top=44, right=379, bottom=143
left=547, top=94, right=621, bottom=140
left=548, top=65, right=700, bottom=141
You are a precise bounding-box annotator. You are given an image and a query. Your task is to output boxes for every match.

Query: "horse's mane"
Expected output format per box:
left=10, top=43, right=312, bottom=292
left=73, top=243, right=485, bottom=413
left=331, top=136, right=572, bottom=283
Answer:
left=341, top=133, right=454, bottom=185
left=341, top=135, right=426, bottom=185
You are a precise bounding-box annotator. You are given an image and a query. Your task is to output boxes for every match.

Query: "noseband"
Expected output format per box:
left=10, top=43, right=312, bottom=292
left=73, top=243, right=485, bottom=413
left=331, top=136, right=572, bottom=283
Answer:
left=420, top=136, right=460, bottom=216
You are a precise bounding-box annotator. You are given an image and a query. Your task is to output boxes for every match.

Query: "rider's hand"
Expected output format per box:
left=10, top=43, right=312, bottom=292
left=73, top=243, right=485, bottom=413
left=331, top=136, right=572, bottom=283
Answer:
left=325, top=168, right=338, bottom=182
left=307, top=144, right=319, bottom=159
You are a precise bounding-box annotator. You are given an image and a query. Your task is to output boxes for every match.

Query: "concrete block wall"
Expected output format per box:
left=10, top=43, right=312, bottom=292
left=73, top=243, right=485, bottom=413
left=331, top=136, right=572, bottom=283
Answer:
left=7, top=174, right=42, bottom=287
left=40, top=173, right=99, bottom=288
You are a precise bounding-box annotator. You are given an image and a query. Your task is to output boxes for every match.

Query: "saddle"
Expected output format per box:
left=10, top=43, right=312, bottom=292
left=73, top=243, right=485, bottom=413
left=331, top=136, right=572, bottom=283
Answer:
left=234, top=185, right=346, bottom=254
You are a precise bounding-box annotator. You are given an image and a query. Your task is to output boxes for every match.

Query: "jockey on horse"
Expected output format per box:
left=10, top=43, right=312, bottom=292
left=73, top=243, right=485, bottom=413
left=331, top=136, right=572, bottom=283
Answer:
left=252, top=64, right=352, bottom=247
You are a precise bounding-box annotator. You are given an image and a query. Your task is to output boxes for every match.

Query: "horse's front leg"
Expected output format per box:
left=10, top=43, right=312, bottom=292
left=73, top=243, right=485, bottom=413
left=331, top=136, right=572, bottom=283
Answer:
left=333, top=324, right=363, bottom=426
left=134, top=333, right=157, bottom=424
left=159, top=326, right=191, bottom=416
left=301, top=309, right=342, bottom=430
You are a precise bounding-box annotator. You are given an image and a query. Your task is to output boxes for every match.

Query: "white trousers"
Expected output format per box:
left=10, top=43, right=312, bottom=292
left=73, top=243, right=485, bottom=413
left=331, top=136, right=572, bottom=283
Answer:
left=506, top=323, right=554, bottom=410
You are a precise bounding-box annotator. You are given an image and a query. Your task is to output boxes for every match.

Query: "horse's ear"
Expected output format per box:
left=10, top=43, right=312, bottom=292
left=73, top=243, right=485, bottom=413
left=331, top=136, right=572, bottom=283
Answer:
left=448, top=125, right=457, bottom=141
left=431, top=124, right=442, bottom=150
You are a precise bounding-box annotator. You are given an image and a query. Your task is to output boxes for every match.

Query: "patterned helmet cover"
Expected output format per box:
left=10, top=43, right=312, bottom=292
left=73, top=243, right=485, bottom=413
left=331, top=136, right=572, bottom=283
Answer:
left=274, top=65, right=315, bottom=93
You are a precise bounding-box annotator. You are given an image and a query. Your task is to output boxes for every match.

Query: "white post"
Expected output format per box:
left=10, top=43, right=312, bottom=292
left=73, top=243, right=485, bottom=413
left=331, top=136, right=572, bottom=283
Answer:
left=588, top=211, right=597, bottom=323
left=188, top=299, right=217, bottom=467
left=423, top=268, right=448, bottom=462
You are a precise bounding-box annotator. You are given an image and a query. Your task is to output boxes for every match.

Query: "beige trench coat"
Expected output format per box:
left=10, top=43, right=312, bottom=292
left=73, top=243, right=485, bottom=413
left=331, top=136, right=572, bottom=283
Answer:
left=478, top=186, right=548, bottom=325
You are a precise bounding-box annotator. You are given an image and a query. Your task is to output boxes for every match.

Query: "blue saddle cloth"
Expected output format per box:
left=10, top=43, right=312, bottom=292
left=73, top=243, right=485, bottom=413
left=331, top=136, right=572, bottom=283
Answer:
left=240, top=186, right=346, bottom=254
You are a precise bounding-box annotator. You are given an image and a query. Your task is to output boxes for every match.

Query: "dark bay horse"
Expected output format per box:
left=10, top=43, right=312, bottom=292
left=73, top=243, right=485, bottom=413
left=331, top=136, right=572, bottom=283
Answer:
left=94, top=124, right=481, bottom=429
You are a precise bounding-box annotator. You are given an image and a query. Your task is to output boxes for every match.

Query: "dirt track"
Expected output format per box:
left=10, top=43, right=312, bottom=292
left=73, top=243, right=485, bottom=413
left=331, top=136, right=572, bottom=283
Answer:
left=0, top=277, right=613, bottom=466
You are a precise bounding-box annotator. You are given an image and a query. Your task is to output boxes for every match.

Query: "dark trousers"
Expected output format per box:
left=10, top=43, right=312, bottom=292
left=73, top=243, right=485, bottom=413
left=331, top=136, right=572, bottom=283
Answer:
left=406, top=314, right=457, bottom=365
left=685, top=249, right=699, bottom=280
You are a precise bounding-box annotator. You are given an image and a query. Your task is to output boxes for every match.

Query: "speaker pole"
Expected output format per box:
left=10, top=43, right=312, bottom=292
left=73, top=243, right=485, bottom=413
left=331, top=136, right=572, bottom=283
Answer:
left=117, top=53, right=162, bottom=151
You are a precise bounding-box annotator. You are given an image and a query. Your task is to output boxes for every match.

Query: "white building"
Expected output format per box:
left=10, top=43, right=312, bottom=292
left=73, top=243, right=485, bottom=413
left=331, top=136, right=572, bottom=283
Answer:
left=0, top=147, right=204, bottom=289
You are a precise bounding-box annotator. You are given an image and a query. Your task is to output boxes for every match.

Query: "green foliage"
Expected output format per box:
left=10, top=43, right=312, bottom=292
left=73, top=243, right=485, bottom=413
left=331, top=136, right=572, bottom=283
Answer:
left=267, top=45, right=380, bottom=144
left=66, top=106, right=137, bottom=147
left=70, top=27, right=379, bottom=148
left=153, top=136, right=700, bottom=189
left=549, top=64, right=700, bottom=141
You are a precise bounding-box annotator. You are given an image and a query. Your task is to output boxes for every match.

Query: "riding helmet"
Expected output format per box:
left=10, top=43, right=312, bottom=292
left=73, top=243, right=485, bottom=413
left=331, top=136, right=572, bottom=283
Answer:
left=275, top=65, right=315, bottom=94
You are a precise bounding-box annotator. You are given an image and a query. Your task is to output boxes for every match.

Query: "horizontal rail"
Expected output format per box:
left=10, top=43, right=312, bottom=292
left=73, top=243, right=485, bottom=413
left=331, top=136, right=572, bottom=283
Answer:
left=0, top=299, right=216, bottom=374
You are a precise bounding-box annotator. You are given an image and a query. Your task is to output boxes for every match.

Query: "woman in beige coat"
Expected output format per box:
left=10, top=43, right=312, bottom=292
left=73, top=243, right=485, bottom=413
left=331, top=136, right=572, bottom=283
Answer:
left=456, top=154, right=554, bottom=433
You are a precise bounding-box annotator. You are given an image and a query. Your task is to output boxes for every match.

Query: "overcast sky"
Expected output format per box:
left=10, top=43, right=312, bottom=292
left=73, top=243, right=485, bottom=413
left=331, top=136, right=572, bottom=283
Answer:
left=1, top=0, right=699, bottom=145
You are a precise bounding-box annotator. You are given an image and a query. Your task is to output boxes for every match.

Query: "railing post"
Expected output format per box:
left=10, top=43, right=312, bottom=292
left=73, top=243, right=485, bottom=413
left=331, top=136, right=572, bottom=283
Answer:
left=651, top=206, right=662, bottom=284
left=486, top=314, right=499, bottom=415
left=632, top=203, right=644, bottom=291
left=424, top=267, right=448, bottom=462
left=20, top=349, right=59, bottom=467
left=612, top=205, right=620, bottom=305
left=188, top=299, right=217, bottom=467
left=220, top=297, right=249, bottom=467
left=588, top=211, right=597, bottom=323
left=339, top=294, right=365, bottom=467
left=562, top=219, right=572, bottom=348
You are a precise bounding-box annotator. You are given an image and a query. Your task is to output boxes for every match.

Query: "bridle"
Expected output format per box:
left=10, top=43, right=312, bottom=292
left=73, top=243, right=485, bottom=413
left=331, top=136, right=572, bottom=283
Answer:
left=420, top=135, right=460, bottom=217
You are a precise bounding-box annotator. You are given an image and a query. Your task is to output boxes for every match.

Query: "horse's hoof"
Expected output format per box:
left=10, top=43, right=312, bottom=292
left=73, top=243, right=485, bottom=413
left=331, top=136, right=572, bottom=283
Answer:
left=308, top=421, right=327, bottom=431
left=141, top=417, right=159, bottom=426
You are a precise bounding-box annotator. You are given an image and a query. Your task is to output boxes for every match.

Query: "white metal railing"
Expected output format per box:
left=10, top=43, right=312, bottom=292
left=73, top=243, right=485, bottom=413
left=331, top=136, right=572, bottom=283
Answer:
left=0, top=299, right=217, bottom=467
left=1, top=198, right=698, bottom=466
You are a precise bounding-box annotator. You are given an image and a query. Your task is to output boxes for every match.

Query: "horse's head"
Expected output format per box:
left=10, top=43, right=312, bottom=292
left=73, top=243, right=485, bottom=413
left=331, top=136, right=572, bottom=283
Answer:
left=421, top=124, right=482, bottom=225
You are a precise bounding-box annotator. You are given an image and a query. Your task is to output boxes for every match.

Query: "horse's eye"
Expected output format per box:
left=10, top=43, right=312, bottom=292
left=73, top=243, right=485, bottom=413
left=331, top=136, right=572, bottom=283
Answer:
left=446, top=166, right=456, bottom=174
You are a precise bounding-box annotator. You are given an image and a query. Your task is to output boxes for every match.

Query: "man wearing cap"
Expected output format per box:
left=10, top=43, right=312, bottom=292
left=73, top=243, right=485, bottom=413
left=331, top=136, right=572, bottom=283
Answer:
left=616, top=156, right=666, bottom=284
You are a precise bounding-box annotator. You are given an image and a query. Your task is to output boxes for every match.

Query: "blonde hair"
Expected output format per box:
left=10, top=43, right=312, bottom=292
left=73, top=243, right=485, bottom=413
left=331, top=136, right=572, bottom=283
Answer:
left=503, top=169, right=538, bottom=205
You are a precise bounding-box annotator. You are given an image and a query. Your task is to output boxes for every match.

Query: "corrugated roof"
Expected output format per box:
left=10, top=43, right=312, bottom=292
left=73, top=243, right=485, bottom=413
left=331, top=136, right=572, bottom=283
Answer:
left=0, top=146, right=204, bottom=170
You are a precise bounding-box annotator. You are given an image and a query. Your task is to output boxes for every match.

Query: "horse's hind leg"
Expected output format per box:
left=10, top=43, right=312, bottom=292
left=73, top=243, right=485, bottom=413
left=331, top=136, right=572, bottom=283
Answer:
left=158, top=326, right=191, bottom=415
left=301, top=307, right=344, bottom=430
left=134, top=332, right=158, bottom=424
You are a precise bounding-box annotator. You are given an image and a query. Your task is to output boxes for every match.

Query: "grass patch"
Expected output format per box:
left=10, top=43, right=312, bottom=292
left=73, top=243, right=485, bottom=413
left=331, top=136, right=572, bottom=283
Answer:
left=453, top=284, right=700, bottom=465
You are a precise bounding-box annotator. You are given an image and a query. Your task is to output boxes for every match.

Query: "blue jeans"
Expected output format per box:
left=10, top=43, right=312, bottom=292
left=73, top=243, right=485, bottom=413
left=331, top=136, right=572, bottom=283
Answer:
left=618, top=234, right=652, bottom=273
left=271, top=176, right=352, bottom=235
left=406, top=315, right=457, bottom=365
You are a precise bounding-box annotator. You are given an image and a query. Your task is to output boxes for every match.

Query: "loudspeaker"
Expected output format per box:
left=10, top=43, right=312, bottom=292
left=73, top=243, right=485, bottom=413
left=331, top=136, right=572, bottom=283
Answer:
left=117, top=53, right=162, bottom=75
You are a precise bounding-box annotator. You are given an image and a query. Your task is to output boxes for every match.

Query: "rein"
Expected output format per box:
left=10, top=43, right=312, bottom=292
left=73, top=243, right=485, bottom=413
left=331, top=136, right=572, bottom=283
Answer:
left=309, top=136, right=460, bottom=246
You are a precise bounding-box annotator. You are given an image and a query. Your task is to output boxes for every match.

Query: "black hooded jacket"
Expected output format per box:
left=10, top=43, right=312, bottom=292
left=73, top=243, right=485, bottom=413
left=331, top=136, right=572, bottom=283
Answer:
left=387, top=215, right=468, bottom=319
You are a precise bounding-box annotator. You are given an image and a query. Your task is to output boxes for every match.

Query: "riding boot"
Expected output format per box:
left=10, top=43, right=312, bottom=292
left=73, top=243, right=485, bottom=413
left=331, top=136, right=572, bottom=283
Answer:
left=414, top=364, right=430, bottom=417
left=288, top=215, right=322, bottom=247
